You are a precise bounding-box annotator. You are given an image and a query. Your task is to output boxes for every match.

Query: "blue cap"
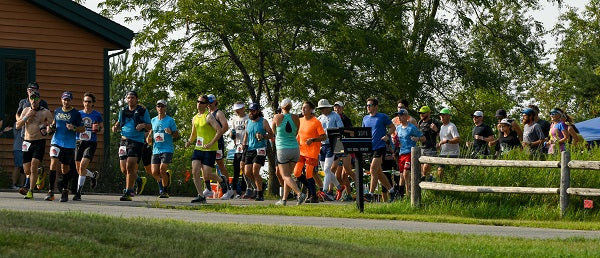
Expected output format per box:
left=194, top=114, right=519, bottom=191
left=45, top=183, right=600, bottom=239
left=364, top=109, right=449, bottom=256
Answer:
left=396, top=108, right=408, bottom=116
left=248, top=103, right=261, bottom=110
left=61, top=91, right=73, bottom=100
left=207, top=94, right=216, bottom=104
left=521, top=108, right=535, bottom=116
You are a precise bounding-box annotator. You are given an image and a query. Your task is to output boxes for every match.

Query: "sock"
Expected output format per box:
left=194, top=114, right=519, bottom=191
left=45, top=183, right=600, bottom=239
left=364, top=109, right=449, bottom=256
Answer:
left=49, top=170, right=57, bottom=191
left=86, top=169, right=94, bottom=177
left=60, top=172, right=71, bottom=191
left=297, top=175, right=309, bottom=189
left=78, top=176, right=86, bottom=192
left=205, top=180, right=211, bottom=190
left=158, top=180, right=164, bottom=193
left=307, top=177, right=317, bottom=197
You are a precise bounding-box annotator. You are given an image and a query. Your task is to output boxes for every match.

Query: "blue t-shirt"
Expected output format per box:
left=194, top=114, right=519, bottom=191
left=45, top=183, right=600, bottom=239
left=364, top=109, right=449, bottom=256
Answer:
left=362, top=113, right=393, bottom=150
left=396, top=123, right=423, bottom=155
left=51, top=108, right=83, bottom=149
left=77, top=110, right=103, bottom=142
left=246, top=117, right=267, bottom=150
left=151, top=115, right=178, bottom=154
left=118, top=106, right=151, bottom=143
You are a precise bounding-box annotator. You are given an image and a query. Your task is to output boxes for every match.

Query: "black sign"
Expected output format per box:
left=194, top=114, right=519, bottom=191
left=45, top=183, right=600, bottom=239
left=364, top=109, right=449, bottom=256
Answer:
left=338, top=127, right=372, bottom=154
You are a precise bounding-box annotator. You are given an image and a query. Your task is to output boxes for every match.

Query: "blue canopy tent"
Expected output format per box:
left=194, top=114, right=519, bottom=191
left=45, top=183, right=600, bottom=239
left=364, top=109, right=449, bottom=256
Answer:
left=575, top=117, right=600, bottom=145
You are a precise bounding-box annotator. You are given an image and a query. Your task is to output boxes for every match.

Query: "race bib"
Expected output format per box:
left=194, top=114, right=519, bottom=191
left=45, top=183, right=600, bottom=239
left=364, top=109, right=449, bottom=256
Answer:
left=80, top=130, right=92, bottom=141
left=22, top=141, right=31, bottom=152
left=118, top=146, right=127, bottom=157
left=50, top=146, right=60, bottom=158
left=195, top=137, right=204, bottom=148
left=257, top=147, right=266, bottom=156
left=154, top=133, right=165, bottom=143
left=216, top=150, right=223, bottom=159
left=235, top=145, right=244, bottom=153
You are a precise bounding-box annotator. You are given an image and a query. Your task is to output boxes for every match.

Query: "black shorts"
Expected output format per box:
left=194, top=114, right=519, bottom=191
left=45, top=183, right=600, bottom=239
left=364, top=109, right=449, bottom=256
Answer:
left=22, top=139, right=46, bottom=163
left=140, top=143, right=152, bottom=166
left=243, top=149, right=266, bottom=166
left=191, top=150, right=216, bottom=168
left=75, top=141, right=98, bottom=161
left=119, top=138, right=144, bottom=160
left=370, top=147, right=387, bottom=158
left=151, top=153, right=173, bottom=164
left=50, top=144, right=75, bottom=165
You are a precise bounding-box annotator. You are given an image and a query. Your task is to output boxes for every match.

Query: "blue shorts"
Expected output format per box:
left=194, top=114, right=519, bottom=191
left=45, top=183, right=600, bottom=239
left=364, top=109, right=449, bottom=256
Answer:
left=191, top=150, right=216, bottom=168
left=13, top=150, right=23, bottom=167
left=319, top=144, right=334, bottom=161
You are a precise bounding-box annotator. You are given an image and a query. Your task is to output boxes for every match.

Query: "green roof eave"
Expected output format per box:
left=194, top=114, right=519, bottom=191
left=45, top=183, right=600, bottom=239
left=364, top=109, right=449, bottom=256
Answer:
left=28, top=0, right=134, bottom=49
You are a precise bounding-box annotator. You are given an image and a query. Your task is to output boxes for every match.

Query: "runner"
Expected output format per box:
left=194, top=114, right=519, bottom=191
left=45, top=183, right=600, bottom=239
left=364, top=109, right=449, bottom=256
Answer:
left=146, top=99, right=179, bottom=198
left=394, top=108, right=425, bottom=195
left=74, top=92, right=103, bottom=200
left=316, top=99, right=345, bottom=201
left=272, top=98, right=307, bottom=205
left=15, top=91, right=53, bottom=199
left=186, top=95, right=229, bottom=203
left=242, top=103, right=273, bottom=201
left=111, top=91, right=151, bottom=201
left=436, top=108, right=460, bottom=179
left=331, top=101, right=355, bottom=201
left=206, top=94, right=235, bottom=200
left=417, top=106, right=441, bottom=181
left=230, top=101, right=255, bottom=198
left=47, top=91, right=84, bottom=202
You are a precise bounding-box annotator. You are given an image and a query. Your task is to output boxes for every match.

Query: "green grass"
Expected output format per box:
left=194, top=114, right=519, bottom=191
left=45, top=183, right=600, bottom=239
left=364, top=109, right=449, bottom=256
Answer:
left=1, top=210, right=600, bottom=257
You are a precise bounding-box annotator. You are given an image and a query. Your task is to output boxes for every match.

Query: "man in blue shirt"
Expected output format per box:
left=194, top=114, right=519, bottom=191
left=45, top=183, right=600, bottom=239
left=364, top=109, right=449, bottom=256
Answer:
left=146, top=99, right=179, bottom=198
left=362, top=98, right=397, bottom=202
left=394, top=108, right=425, bottom=195
left=47, top=92, right=84, bottom=202
left=112, top=91, right=151, bottom=201
left=74, top=92, right=103, bottom=201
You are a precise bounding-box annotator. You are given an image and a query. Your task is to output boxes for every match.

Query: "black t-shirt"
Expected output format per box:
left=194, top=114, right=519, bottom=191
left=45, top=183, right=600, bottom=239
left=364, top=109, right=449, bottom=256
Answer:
left=496, top=130, right=520, bottom=153
left=472, top=123, right=494, bottom=155
left=418, top=118, right=442, bottom=149
left=339, top=113, right=352, bottom=128
left=536, top=119, right=551, bottom=139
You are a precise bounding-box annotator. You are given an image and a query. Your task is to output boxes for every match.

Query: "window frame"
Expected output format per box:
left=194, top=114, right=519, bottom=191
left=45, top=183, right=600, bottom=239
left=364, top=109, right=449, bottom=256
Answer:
left=0, top=48, right=36, bottom=138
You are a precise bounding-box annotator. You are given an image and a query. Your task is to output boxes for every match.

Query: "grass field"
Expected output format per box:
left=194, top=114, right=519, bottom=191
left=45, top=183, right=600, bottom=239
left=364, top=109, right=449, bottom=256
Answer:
left=1, top=210, right=600, bottom=257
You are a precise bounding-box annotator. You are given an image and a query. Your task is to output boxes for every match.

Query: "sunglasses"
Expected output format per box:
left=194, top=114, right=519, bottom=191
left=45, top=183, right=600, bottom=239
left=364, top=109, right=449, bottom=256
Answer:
left=366, top=104, right=375, bottom=107
left=156, top=104, right=166, bottom=108
left=197, top=100, right=207, bottom=104
left=84, top=100, right=93, bottom=103
left=30, top=96, right=40, bottom=101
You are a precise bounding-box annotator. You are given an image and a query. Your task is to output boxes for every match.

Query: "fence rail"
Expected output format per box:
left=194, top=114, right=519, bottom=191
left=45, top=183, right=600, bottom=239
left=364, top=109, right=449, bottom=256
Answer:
left=410, top=147, right=600, bottom=217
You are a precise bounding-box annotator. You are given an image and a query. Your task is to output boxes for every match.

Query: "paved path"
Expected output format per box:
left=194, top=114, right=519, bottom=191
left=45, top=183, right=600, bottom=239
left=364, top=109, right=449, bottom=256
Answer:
left=1, top=191, right=599, bottom=239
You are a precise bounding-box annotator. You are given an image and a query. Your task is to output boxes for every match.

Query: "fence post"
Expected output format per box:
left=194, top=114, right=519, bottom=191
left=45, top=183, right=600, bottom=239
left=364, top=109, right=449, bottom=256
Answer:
left=560, top=151, right=570, bottom=218
left=411, top=147, right=421, bottom=207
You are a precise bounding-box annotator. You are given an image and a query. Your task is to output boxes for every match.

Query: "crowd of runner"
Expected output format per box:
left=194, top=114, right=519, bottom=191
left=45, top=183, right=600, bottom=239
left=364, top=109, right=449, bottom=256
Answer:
left=6, top=82, right=589, bottom=205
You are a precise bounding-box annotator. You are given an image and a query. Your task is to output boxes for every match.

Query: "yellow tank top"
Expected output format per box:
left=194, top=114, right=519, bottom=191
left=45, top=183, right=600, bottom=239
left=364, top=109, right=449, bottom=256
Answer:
left=192, top=111, right=218, bottom=151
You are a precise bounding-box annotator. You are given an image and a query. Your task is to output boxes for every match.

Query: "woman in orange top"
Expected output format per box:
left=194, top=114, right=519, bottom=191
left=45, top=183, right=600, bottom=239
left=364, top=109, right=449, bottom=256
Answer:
left=294, top=101, right=326, bottom=203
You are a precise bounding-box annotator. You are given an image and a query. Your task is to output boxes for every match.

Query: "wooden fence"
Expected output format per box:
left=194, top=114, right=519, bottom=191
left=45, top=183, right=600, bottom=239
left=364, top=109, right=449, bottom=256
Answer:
left=410, top=147, right=600, bottom=217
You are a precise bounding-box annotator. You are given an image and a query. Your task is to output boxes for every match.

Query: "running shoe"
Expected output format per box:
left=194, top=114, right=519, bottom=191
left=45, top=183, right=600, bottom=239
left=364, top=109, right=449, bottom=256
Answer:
left=44, top=191, right=55, bottom=201
left=342, top=193, right=353, bottom=202
left=388, top=190, right=396, bottom=203
left=191, top=195, right=206, bottom=203
left=90, top=171, right=99, bottom=189
left=36, top=167, right=46, bottom=190
left=335, top=186, right=346, bottom=201
left=166, top=170, right=172, bottom=186
left=255, top=195, right=264, bottom=201
left=24, top=190, right=33, bottom=200
left=11, top=185, right=19, bottom=190
left=275, top=199, right=286, bottom=206
left=136, top=177, right=147, bottom=195
left=120, top=193, right=132, bottom=201
left=297, top=192, right=307, bottom=205
left=202, top=188, right=214, bottom=198
left=159, top=192, right=169, bottom=198
left=18, top=187, right=29, bottom=196
left=73, top=192, right=82, bottom=201
left=241, top=189, right=253, bottom=199
left=221, top=189, right=235, bottom=200
left=60, top=189, right=69, bottom=202
left=306, top=195, right=319, bottom=203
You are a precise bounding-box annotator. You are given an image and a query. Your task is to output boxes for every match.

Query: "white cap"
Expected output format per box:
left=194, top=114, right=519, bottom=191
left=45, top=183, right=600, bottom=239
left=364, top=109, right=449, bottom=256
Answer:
left=472, top=110, right=484, bottom=117
left=280, top=98, right=292, bottom=108
left=232, top=103, right=245, bottom=110
left=334, top=101, right=343, bottom=107
left=317, top=99, right=333, bottom=109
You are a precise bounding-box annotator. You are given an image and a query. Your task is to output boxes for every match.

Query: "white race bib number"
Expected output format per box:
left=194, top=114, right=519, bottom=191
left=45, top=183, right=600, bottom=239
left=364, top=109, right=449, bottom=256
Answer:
left=154, top=133, right=165, bottom=143
left=195, top=137, right=204, bottom=148
left=22, top=141, right=31, bottom=152
left=216, top=150, right=223, bottom=159
left=257, top=147, right=266, bottom=156
left=80, top=130, right=92, bottom=141
left=235, top=145, right=244, bottom=153
left=50, top=146, right=60, bottom=158
left=118, top=146, right=127, bottom=157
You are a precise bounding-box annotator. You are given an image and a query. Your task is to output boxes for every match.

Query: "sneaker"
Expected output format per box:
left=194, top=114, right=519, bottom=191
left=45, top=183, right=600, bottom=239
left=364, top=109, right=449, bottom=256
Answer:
left=159, top=192, right=169, bottom=198
left=335, top=186, right=346, bottom=201
left=363, top=193, right=373, bottom=202
left=388, top=190, right=396, bottom=203
left=202, top=188, right=215, bottom=198
left=342, top=193, right=353, bottom=202
left=44, top=191, right=55, bottom=201
left=36, top=167, right=46, bottom=190
left=307, top=195, right=319, bottom=203
left=241, top=189, right=253, bottom=199
left=60, top=190, right=69, bottom=202
left=11, top=185, right=19, bottom=190
left=90, top=171, right=99, bottom=189
left=221, top=189, right=235, bottom=200
left=275, top=199, right=287, bottom=206
left=73, top=192, right=82, bottom=201
left=255, top=194, right=264, bottom=201
left=18, top=187, right=29, bottom=196
left=191, top=195, right=206, bottom=203
left=325, top=191, right=335, bottom=201
left=136, top=177, right=147, bottom=195
left=24, top=190, right=33, bottom=200
left=297, top=192, right=307, bottom=205
left=119, top=193, right=132, bottom=201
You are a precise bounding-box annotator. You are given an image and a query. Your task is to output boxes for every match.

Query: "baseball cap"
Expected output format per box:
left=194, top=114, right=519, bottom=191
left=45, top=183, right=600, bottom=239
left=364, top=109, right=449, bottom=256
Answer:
left=439, top=108, right=451, bottom=115
left=27, top=82, right=40, bottom=90
left=61, top=91, right=73, bottom=100
left=550, top=108, right=563, bottom=116
left=521, top=108, right=535, bottom=116
left=472, top=110, right=484, bottom=117
left=396, top=108, right=408, bottom=116
left=207, top=94, right=216, bottom=104
left=232, top=103, right=245, bottom=110
left=418, top=106, right=431, bottom=113
left=156, top=99, right=167, bottom=106
left=334, top=101, right=344, bottom=107
left=280, top=98, right=292, bottom=108
left=495, top=109, right=507, bottom=119
left=248, top=103, right=261, bottom=110
left=126, top=90, right=138, bottom=98
left=499, top=118, right=511, bottom=126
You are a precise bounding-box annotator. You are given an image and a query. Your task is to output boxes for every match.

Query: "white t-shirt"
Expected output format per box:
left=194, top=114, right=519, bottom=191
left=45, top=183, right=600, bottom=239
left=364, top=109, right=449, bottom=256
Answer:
left=231, top=114, right=249, bottom=148
left=439, top=122, right=460, bottom=156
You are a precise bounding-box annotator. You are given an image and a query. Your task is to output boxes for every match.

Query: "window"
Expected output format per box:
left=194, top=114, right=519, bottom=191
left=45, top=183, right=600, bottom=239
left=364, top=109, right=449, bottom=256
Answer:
left=0, top=48, right=35, bottom=138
